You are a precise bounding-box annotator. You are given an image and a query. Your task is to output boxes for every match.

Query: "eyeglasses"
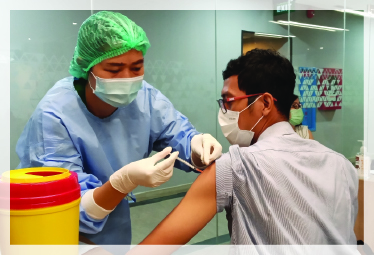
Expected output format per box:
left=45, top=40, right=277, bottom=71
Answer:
left=217, top=93, right=277, bottom=114
left=291, top=102, right=302, bottom=109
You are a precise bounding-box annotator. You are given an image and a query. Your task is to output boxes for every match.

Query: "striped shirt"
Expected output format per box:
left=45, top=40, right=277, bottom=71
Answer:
left=216, top=121, right=358, bottom=244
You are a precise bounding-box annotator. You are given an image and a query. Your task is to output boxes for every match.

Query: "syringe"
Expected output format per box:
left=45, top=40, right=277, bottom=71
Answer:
left=175, top=157, right=203, bottom=173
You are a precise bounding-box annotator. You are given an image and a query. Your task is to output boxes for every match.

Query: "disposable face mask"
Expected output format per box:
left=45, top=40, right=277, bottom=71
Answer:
left=289, top=108, right=304, bottom=126
left=218, top=96, right=264, bottom=147
left=89, top=72, right=144, bottom=107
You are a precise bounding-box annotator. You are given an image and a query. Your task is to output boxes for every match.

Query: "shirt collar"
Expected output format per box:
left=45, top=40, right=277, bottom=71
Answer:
left=257, top=121, right=295, bottom=142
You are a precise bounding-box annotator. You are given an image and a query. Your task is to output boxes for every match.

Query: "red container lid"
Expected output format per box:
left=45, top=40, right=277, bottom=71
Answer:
left=0, top=168, right=81, bottom=210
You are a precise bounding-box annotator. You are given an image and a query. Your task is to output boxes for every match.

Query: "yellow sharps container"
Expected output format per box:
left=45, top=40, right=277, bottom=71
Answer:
left=0, top=168, right=81, bottom=245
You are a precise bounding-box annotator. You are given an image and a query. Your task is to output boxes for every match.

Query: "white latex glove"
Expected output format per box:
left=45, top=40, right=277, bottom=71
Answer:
left=109, top=147, right=179, bottom=194
left=191, top=133, right=222, bottom=167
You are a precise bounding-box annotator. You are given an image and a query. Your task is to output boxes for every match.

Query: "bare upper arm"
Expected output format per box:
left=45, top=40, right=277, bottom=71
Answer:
left=139, top=162, right=217, bottom=245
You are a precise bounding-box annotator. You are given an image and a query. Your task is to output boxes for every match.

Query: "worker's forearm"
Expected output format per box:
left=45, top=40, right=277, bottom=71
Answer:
left=93, top=181, right=127, bottom=210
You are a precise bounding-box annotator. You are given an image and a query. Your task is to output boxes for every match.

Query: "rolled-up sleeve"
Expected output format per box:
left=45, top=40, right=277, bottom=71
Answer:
left=16, top=110, right=108, bottom=234
left=215, top=152, right=233, bottom=212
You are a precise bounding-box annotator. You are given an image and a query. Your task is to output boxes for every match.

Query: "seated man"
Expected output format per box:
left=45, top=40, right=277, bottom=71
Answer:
left=131, top=49, right=358, bottom=248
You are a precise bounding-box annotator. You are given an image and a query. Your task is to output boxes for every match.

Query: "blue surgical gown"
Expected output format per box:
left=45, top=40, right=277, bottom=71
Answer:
left=16, top=77, right=200, bottom=244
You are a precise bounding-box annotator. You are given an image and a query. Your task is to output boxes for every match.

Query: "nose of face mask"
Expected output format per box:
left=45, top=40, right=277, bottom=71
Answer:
left=89, top=73, right=144, bottom=107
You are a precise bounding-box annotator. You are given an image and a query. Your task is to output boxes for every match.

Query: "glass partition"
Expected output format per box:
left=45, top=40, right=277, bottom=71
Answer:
left=288, top=8, right=347, bottom=155
left=285, top=4, right=364, bottom=161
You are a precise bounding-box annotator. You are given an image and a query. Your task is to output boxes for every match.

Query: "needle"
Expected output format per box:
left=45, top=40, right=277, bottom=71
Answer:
left=164, top=153, right=203, bottom=173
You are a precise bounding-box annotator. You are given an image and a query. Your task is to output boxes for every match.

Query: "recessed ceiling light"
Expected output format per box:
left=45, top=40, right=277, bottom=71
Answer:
left=255, top=32, right=296, bottom=38
left=320, top=47, right=323, bottom=49
left=270, top=20, right=349, bottom=32
left=336, top=9, right=373, bottom=17
left=28, top=38, right=31, bottom=40
left=73, top=22, right=77, bottom=25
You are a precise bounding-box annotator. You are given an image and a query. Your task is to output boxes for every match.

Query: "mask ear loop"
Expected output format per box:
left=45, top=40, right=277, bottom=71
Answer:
left=239, top=95, right=263, bottom=114
left=250, top=115, right=264, bottom=131
left=88, top=72, right=96, bottom=93
left=239, top=95, right=264, bottom=131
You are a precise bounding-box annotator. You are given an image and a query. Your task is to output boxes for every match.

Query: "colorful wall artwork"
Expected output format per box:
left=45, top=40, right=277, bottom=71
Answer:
left=297, top=66, right=343, bottom=131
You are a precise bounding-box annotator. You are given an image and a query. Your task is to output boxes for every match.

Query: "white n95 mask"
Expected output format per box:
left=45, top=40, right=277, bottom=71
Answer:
left=89, top=72, right=144, bottom=108
left=218, top=95, right=264, bottom=147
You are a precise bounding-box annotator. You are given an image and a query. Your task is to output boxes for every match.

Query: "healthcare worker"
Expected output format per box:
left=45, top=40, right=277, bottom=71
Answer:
left=289, top=95, right=314, bottom=139
left=15, top=11, right=222, bottom=245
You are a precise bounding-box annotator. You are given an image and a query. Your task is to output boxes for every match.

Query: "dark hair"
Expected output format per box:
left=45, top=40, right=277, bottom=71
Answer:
left=222, top=49, right=296, bottom=118
left=291, top=94, right=298, bottom=103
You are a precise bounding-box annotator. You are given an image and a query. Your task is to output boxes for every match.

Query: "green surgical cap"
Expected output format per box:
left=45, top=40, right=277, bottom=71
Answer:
left=69, top=11, right=150, bottom=79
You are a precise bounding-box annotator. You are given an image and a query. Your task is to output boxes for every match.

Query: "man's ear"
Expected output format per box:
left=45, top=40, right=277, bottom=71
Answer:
left=262, top=93, right=274, bottom=116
